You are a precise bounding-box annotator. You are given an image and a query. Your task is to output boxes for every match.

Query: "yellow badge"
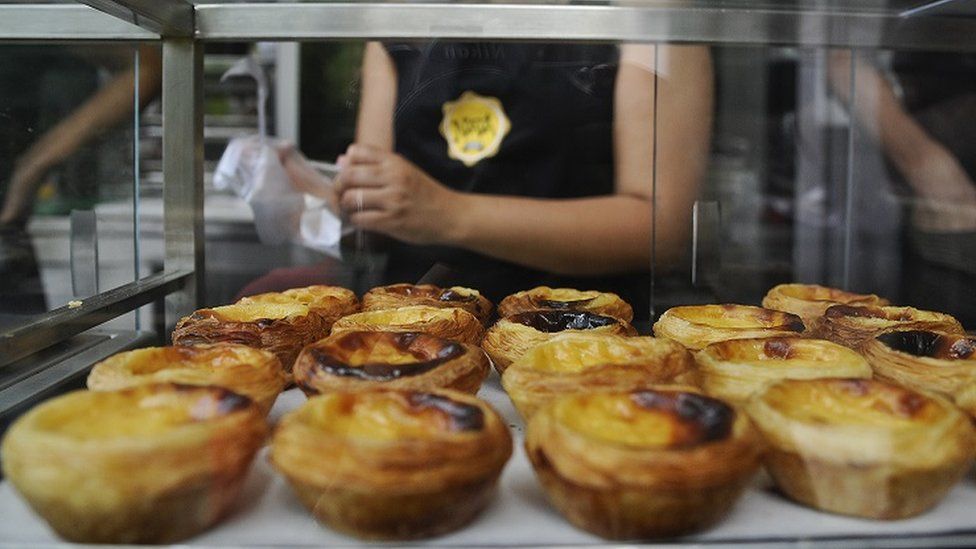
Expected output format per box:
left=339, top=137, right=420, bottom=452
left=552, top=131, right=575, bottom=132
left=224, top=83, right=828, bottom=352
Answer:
left=440, top=91, right=511, bottom=167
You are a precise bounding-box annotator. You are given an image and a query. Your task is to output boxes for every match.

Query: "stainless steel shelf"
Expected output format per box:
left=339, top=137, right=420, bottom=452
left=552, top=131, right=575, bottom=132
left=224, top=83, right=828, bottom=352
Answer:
left=76, top=0, right=193, bottom=37
left=191, top=2, right=976, bottom=50
left=6, top=1, right=976, bottom=49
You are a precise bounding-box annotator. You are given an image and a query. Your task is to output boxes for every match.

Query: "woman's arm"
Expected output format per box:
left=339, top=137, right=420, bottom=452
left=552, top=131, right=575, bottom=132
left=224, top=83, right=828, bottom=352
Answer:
left=339, top=43, right=714, bottom=275
left=0, top=45, right=162, bottom=226
left=828, top=50, right=976, bottom=232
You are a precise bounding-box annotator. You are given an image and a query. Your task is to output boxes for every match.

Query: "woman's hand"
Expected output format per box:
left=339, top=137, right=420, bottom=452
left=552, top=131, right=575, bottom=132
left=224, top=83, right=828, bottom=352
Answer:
left=334, top=144, right=466, bottom=245
left=903, top=143, right=976, bottom=233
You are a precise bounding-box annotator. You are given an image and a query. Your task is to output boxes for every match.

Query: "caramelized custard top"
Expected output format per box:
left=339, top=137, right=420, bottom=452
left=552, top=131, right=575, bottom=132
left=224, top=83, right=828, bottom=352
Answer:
left=760, top=378, right=944, bottom=427
left=33, top=384, right=250, bottom=439
left=554, top=390, right=735, bottom=449
left=306, top=331, right=465, bottom=381
left=877, top=330, right=976, bottom=361
left=508, top=310, right=618, bottom=333
left=301, top=390, right=485, bottom=440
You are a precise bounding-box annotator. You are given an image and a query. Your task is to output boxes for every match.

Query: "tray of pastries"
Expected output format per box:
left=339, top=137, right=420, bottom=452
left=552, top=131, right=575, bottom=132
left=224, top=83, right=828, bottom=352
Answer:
left=4, top=282, right=976, bottom=546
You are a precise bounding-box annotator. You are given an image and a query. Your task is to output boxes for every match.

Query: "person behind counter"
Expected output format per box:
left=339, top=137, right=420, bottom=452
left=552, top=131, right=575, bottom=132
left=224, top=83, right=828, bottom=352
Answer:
left=281, top=42, right=714, bottom=319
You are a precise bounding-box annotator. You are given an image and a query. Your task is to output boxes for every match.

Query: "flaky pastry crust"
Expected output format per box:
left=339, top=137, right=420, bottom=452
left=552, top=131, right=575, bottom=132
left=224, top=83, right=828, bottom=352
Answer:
left=497, top=287, right=633, bottom=323
left=747, top=378, right=975, bottom=519
left=331, top=305, right=484, bottom=345
left=86, top=343, right=287, bottom=415
left=293, top=331, right=489, bottom=396
left=172, top=301, right=327, bottom=373
left=762, top=284, right=888, bottom=327
left=861, top=330, right=976, bottom=398
left=653, top=304, right=805, bottom=351
left=502, top=333, right=696, bottom=419
left=526, top=390, right=761, bottom=539
left=363, top=283, right=493, bottom=324
left=241, top=285, right=360, bottom=332
left=0, top=384, right=267, bottom=544
left=483, top=310, right=637, bottom=373
left=695, top=337, right=871, bottom=405
left=270, top=389, right=512, bottom=540
left=812, top=305, right=964, bottom=350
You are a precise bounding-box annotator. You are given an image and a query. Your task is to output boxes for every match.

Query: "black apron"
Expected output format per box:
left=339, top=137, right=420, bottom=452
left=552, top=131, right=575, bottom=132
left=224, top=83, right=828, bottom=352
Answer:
left=383, top=41, right=651, bottom=319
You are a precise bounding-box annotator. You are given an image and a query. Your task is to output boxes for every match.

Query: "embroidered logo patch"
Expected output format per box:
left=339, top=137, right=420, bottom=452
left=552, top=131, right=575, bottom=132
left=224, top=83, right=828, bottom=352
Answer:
left=439, top=91, right=510, bottom=167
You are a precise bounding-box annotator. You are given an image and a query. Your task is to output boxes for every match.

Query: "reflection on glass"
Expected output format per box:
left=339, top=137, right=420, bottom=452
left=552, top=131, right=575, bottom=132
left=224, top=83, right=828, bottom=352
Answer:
left=0, top=44, right=160, bottom=332
left=829, top=49, right=976, bottom=325
left=656, top=44, right=976, bottom=330
left=230, top=41, right=711, bottom=324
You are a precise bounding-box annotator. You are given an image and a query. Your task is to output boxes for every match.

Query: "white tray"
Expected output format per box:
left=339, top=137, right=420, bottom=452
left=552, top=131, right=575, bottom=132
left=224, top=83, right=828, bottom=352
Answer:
left=3, top=374, right=976, bottom=547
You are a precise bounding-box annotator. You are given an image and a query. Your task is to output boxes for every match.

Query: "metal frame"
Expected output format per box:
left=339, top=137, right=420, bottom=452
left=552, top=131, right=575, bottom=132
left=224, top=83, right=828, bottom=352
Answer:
left=4, top=0, right=976, bottom=546
left=194, top=2, right=976, bottom=51
left=162, top=38, right=205, bottom=332
left=0, top=4, right=156, bottom=40
left=0, top=270, right=189, bottom=368
left=77, top=0, right=193, bottom=37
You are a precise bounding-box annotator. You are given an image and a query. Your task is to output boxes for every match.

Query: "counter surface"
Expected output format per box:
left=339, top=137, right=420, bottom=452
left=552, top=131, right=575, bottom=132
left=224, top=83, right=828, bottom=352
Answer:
left=3, top=374, right=976, bottom=546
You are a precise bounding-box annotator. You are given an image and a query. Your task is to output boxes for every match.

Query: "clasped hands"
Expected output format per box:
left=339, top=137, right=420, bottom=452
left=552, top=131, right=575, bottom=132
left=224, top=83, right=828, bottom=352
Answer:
left=280, top=143, right=465, bottom=245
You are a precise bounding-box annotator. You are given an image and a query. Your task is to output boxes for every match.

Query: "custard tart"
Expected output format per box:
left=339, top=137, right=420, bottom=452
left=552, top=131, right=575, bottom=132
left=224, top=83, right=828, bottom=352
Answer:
left=526, top=389, right=762, bottom=539
left=498, top=287, right=633, bottom=323
left=861, top=330, right=976, bottom=397
left=695, top=337, right=871, bottom=405
left=747, top=378, right=975, bottom=519
left=330, top=305, right=484, bottom=346
left=172, top=301, right=326, bottom=373
left=762, top=283, right=888, bottom=327
left=0, top=384, right=267, bottom=544
left=87, top=343, right=287, bottom=415
left=812, top=304, right=964, bottom=350
left=293, top=331, right=489, bottom=396
left=240, top=285, right=359, bottom=332
left=483, top=310, right=637, bottom=373
left=653, top=304, right=805, bottom=351
left=270, top=389, right=512, bottom=540
left=501, top=332, right=696, bottom=419
left=363, top=283, right=492, bottom=324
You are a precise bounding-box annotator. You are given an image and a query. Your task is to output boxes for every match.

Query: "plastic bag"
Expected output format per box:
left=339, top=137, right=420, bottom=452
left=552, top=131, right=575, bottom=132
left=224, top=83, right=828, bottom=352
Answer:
left=212, top=56, right=345, bottom=258
left=213, top=136, right=345, bottom=258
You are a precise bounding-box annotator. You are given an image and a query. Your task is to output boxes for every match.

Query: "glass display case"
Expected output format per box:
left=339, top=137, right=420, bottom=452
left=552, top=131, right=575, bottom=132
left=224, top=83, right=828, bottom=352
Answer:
left=2, top=0, right=976, bottom=546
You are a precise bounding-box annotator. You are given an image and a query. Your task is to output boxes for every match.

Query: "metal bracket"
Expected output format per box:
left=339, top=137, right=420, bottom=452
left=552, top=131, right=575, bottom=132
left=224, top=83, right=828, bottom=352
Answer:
left=77, top=0, right=193, bottom=38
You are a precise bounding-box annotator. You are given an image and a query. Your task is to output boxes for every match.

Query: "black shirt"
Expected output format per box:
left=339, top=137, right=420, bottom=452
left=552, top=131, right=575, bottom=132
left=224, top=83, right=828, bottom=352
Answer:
left=383, top=41, right=651, bottom=318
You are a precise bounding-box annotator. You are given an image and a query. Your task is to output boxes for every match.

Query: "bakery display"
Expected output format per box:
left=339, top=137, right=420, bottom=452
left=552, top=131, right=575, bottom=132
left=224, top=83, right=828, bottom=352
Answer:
left=86, top=343, right=287, bottom=415
left=812, top=305, right=964, bottom=349
left=270, top=389, right=512, bottom=540
left=695, top=337, right=871, bottom=405
left=501, top=332, right=696, bottom=419
left=526, top=389, right=762, bottom=539
left=762, top=284, right=889, bottom=327
left=293, top=330, right=490, bottom=395
left=652, top=304, right=805, bottom=351
left=746, top=378, right=975, bottom=519
left=861, top=330, right=976, bottom=397
left=172, top=301, right=326, bottom=374
left=9, top=280, right=976, bottom=543
left=497, top=287, right=633, bottom=323
left=0, top=384, right=267, bottom=544
left=240, top=285, right=359, bottom=332
left=483, top=310, right=637, bottom=373
left=330, top=305, right=484, bottom=346
left=362, top=283, right=493, bottom=324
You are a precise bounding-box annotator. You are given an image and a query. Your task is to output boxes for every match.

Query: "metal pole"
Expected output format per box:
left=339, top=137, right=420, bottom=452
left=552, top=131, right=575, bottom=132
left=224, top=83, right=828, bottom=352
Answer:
left=162, top=38, right=205, bottom=336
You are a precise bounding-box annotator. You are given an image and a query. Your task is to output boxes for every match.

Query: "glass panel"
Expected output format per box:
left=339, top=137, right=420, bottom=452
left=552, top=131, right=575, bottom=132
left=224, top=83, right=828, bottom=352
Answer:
left=0, top=43, right=159, bottom=334
left=652, top=41, right=976, bottom=329
left=845, top=47, right=976, bottom=328
left=201, top=40, right=660, bottom=323
left=187, top=0, right=932, bottom=14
